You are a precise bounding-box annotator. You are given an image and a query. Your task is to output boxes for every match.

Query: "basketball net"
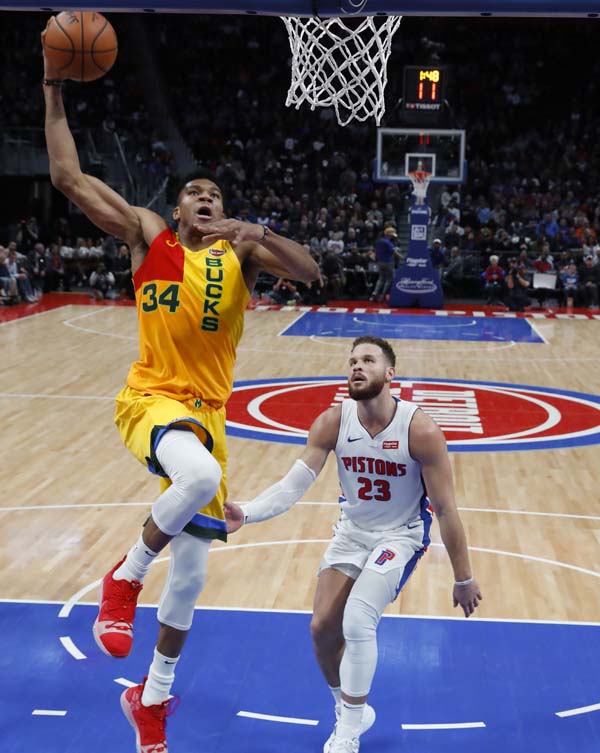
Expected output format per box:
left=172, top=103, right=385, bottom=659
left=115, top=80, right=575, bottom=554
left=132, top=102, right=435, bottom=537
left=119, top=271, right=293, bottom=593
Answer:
left=408, top=170, right=432, bottom=205
left=281, top=15, right=402, bottom=127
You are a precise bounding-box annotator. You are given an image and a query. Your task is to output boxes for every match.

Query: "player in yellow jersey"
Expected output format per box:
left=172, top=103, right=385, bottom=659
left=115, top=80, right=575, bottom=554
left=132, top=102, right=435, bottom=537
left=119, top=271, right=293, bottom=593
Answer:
left=42, top=28, right=319, bottom=753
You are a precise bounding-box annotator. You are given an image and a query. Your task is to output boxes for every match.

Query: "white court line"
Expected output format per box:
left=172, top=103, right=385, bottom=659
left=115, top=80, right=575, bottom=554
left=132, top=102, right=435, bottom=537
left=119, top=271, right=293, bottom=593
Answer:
left=464, top=543, right=600, bottom=580
left=32, top=709, right=67, bottom=716
left=114, top=678, right=137, bottom=689
left=276, top=310, right=308, bottom=337
left=352, top=316, right=479, bottom=329
left=62, top=307, right=114, bottom=324
left=59, top=579, right=102, bottom=618
left=1, top=501, right=151, bottom=512
left=457, top=506, right=600, bottom=522
left=55, top=539, right=600, bottom=624
left=308, top=334, right=517, bottom=352
left=0, top=305, right=378, bottom=356
left=0, top=392, right=114, bottom=402
left=2, top=500, right=599, bottom=522
left=527, top=316, right=549, bottom=344
left=238, top=345, right=341, bottom=355
left=63, top=322, right=136, bottom=340
left=402, top=722, right=486, bottom=730
left=0, top=304, right=74, bottom=327
left=237, top=710, right=318, bottom=726
left=556, top=702, right=600, bottom=718
left=59, top=636, right=86, bottom=660
left=205, top=540, right=600, bottom=582
left=62, top=306, right=136, bottom=340
left=2, top=597, right=599, bottom=627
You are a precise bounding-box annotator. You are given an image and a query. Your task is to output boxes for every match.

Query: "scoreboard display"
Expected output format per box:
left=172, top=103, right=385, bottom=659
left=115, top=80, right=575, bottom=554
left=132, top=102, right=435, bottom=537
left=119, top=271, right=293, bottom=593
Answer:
left=403, top=66, right=446, bottom=113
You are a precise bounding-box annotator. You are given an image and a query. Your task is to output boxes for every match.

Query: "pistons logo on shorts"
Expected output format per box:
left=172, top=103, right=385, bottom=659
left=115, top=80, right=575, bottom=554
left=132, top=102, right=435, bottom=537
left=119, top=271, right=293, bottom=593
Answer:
left=375, top=549, right=396, bottom=566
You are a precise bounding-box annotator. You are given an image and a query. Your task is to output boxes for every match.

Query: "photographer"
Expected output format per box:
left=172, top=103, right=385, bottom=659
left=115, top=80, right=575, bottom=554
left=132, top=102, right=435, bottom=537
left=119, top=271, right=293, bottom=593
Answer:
left=505, top=257, right=530, bottom=312
left=16, top=216, right=40, bottom=250
left=89, top=262, right=115, bottom=301
left=27, top=243, right=48, bottom=295
left=268, top=277, right=301, bottom=305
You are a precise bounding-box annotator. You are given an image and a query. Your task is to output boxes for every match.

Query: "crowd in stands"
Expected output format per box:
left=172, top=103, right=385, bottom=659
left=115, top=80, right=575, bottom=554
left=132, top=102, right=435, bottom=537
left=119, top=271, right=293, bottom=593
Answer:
left=0, top=12, right=176, bottom=195
left=2, top=14, right=600, bottom=308
left=150, top=14, right=600, bottom=306
left=0, top=216, right=134, bottom=305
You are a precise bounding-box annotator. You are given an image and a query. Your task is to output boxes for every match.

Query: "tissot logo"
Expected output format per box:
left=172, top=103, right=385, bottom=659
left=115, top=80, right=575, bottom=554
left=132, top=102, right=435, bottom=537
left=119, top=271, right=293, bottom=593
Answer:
left=226, top=377, right=600, bottom=452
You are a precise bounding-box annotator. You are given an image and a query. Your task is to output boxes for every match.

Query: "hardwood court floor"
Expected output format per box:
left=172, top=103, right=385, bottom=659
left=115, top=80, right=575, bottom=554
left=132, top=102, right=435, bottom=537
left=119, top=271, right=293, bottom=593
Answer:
left=1, top=297, right=599, bottom=625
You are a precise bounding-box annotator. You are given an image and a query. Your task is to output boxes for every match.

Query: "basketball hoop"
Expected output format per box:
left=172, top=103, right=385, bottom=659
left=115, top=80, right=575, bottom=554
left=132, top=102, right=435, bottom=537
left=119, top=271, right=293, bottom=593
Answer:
left=408, top=170, right=432, bottom=205
left=281, top=15, right=402, bottom=127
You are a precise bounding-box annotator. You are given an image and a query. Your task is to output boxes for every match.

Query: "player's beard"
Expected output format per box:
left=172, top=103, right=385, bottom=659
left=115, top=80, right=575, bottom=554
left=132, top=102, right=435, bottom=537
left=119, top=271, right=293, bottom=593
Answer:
left=347, top=373, right=387, bottom=401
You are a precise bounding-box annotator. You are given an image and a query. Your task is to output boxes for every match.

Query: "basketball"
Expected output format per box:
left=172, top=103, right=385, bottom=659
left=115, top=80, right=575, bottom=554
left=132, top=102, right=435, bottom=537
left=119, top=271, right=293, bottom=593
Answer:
left=43, top=11, right=118, bottom=82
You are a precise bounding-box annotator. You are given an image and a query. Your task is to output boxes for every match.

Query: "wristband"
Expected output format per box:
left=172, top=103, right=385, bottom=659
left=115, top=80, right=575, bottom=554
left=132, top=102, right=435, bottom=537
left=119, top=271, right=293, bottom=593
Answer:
left=454, top=577, right=474, bottom=587
left=43, top=78, right=65, bottom=88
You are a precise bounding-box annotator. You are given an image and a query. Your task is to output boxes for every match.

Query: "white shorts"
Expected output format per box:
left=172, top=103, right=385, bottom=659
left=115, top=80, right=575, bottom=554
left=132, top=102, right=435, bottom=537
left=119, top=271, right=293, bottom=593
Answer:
left=318, top=515, right=429, bottom=586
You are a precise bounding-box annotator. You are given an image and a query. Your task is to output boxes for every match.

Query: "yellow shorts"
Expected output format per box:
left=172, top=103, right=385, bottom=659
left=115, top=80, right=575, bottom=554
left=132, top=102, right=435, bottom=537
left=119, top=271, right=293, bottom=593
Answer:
left=114, top=385, right=228, bottom=541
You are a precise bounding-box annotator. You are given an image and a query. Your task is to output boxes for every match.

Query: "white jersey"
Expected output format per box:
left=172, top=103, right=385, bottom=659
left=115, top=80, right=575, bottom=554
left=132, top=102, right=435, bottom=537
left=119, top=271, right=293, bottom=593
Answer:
left=335, top=398, right=429, bottom=531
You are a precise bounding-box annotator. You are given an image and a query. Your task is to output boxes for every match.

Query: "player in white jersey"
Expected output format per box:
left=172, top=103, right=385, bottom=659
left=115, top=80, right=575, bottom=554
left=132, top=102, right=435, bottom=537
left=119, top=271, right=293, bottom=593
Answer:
left=225, top=335, right=482, bottom=753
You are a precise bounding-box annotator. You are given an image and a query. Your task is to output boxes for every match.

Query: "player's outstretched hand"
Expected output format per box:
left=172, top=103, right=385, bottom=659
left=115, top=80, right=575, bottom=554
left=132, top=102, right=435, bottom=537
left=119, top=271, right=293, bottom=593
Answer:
left=41, top=18, right=63, bottom=81
left=224, top=501, right=245, bottom=534
left=193, top=217, right=265, bottom=246
left=453, top=578, right=482, bottom=618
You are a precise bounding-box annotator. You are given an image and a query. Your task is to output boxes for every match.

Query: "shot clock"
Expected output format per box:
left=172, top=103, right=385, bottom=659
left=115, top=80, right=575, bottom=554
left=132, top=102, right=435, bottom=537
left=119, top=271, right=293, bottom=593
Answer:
left=403, top=66, right=447, bottom=113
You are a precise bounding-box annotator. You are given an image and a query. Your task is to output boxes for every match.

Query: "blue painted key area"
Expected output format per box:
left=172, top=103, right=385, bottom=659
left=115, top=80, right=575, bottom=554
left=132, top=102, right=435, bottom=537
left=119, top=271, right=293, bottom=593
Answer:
left=2, top=602, right=598, bottom=753
left=281, top=312, right=544, bottom=343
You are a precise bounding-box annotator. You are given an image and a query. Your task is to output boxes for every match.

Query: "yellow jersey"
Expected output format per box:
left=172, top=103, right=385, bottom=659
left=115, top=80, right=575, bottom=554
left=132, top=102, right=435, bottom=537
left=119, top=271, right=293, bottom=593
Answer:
left=127, top=228, right=250, bottom=405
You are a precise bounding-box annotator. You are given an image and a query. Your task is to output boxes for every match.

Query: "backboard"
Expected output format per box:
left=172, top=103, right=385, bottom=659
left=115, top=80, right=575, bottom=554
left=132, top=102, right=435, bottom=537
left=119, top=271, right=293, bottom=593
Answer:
left=375, top=128, right=466, bottom=184
left=1, top=1, right=600, bottom=15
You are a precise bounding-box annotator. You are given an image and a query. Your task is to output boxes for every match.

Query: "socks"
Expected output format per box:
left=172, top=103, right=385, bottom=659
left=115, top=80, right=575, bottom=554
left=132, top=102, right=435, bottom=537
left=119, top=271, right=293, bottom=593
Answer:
left=141, top=648, right=179, bottom=706
left=113, top=533, right=158, bottom=582
left=336, top=700, right=365, bottom=740
left=329, top=685, right=342, bottom=708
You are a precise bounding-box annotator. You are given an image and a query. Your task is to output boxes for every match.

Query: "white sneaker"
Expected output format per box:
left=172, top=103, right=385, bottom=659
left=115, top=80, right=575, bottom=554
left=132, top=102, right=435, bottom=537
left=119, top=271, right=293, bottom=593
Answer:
left=323, top=704, right=375, bottom=753
left=328, top=738, right=360, bottom=753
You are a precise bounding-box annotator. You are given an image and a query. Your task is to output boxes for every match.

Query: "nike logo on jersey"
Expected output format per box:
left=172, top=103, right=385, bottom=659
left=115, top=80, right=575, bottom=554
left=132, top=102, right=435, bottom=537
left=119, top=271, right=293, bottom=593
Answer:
left=407, top=522, right=421, bottom=529
left=348, top=436, right=362, bottom=442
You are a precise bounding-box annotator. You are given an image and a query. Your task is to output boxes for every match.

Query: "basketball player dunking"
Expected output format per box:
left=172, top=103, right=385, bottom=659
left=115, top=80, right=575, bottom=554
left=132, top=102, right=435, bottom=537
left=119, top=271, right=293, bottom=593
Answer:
left=225, top=336, right=482, bottom=753
left=41, top=31, right=319, bottom=753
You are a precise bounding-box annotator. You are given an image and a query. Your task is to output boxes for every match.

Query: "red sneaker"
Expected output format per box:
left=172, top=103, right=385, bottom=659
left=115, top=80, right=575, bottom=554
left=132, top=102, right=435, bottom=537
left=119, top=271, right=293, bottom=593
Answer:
left=92, top=557, right=143, bottom=658
left=120, top=679, right=179, bottom=753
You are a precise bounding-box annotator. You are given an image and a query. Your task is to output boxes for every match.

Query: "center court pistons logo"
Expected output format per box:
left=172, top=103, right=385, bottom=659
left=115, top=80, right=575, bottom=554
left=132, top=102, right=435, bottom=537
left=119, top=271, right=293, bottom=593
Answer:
left=226, top=377, right=600, bottom=452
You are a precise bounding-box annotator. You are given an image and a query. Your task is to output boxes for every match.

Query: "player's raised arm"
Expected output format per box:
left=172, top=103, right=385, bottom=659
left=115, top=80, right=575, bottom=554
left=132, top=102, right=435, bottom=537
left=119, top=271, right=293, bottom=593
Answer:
left=195, top=216, right=320, bottom=283
left=224, top=405, right=341, bottom=533
left=42, top=24, right=165, bottom=252
left=247, top=230, right=320, bottom=282
left=409, top=409, right=483, bottom=617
